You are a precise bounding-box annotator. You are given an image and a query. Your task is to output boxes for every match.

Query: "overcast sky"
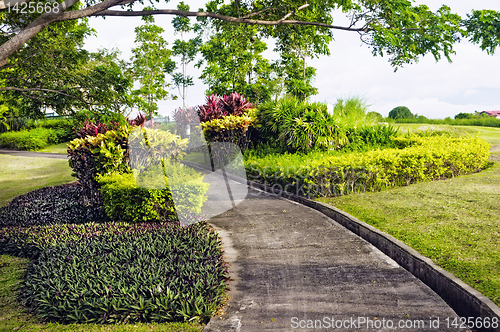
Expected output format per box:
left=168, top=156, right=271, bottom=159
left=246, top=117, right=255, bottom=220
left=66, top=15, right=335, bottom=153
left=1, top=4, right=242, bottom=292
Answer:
left=84, top=1, right=500, bottom=119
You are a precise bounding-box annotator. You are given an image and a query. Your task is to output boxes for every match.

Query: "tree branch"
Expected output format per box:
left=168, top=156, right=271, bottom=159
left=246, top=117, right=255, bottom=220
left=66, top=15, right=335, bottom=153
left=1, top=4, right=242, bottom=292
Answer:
left=91, top=8, right=365, bottom=32
left=0, top=0, right=124, bottom=66
left=242, top=7, right=277, bottom=19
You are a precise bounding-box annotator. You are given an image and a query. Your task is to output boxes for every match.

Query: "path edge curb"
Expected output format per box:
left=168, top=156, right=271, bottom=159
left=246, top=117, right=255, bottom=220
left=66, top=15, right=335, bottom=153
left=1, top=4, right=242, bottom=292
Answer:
left=182, top=160, right=500, bottom=331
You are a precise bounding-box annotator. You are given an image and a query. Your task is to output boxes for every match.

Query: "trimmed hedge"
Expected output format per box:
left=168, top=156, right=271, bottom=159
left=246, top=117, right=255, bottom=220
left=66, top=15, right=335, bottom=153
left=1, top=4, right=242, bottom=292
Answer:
left=0, top=127, right=59, bottom=150
left=245, top=136, right=491, bottom=198
left=97, top=164, right=208, bottom=223
left=0, top=183, right=108, bottom=228
left=19, top=221, right=229, bottom=324
left=0, top=118, right=75, bottom=150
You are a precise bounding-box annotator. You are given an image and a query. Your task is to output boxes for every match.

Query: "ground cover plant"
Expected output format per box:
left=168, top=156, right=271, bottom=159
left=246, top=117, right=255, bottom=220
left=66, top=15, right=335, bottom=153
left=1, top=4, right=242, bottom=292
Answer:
left=0, top=116, right=229, bottom=330
left=0, top=184, right=229, bottom=326
left=0, top=183, right=108, bottom=228
left=12, top=221, right=228, bottom=324
left=316, top=150, right=500, bottom=306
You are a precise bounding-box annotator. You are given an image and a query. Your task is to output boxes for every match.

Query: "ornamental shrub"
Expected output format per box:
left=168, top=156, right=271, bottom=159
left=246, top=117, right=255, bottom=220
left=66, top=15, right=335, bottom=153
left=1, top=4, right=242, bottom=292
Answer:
left=20, top=221, right=229, bottom=324
left=67, top=126, right=131, bottom=199
left=256, top=96, right=348, bottom=153
left=97, top=164, right=208, bottom=223
left=245, top=136, right=490, bottom=198
left=128, top=127, right=188, bottom=171
left=197, top=93, right=253, bottom=123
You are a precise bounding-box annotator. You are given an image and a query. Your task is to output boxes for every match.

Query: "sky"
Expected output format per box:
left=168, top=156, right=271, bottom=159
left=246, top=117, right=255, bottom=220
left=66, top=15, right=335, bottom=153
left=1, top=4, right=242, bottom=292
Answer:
left=84, top=1, right=500, bottom=119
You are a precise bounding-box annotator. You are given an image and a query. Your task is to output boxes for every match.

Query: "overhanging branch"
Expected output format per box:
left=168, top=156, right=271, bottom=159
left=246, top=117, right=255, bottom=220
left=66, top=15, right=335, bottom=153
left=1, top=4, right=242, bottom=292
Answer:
left=91, top=8, right=366, bottom=31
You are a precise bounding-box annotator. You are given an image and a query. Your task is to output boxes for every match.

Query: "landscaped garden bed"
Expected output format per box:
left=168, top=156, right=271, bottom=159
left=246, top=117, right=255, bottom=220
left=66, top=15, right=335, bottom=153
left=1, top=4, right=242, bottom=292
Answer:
left=0, top=182, right=229, bottom=325
left=0, top=113, right=230, bottom=328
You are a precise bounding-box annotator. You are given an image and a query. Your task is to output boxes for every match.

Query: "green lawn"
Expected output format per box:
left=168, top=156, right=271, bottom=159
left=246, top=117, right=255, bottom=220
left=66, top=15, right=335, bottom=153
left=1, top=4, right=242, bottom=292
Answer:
left=395, top=123, right=500, bottom=145
left=317, top=149, right=500, bottom=306
left=38, top=142, right=70, bottom=154
left=0, top=154, right=75, bottom=207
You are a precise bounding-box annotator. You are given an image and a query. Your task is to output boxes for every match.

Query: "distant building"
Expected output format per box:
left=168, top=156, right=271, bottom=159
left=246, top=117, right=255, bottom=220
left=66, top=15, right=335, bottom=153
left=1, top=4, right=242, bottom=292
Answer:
left=479, top=111, right=500, bottom=119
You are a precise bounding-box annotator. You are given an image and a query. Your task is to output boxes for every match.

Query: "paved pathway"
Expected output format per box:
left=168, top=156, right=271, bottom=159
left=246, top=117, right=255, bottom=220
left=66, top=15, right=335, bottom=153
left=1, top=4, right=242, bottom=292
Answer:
left=204, top=185, right=460, bottom=331
left=0, top=149, right=67, bottom=159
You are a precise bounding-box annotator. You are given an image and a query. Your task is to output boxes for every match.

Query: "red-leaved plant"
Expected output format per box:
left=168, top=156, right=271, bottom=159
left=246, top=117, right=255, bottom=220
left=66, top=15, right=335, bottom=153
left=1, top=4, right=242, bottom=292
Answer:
left=197, top=93, right=253, bottom=123
left=75, top=121, right=117, bottom=138
left=173, top=107, right=199, bottom=126
left=127, top=113, right=146, bottom=127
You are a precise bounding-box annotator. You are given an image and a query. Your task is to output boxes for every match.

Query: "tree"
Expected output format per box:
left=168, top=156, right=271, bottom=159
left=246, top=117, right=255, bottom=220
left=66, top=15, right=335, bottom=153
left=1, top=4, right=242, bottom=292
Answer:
left=169, top=1, right=201, bottom=109
left=3, top=1, right=500, bottom=113
left=197, top=20, right=276, bottom=103
left=3, top=1, right=500, bottom=69
left=389, top=106, right=414, bottom=120
left=0, top=13, right=132, bottom=119
left=455, top=112, right=474, bottom=120
left=129, top=12, right=172, bottom=120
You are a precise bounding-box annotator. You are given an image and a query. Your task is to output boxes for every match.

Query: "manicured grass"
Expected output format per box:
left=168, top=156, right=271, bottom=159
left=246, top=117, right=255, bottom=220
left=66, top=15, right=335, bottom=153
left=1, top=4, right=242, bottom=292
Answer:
left=317, top=151, right=500, bottom=306
left=38, top=142, right=70, bottom=154
left=395, top=123, right=500, bottom=145
left=0, top=154, right=75, bottom=207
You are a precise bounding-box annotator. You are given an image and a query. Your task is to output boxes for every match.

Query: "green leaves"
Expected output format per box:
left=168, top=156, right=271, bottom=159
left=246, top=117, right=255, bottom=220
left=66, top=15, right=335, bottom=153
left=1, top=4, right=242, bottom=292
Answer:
left=19, top=222, right=229, bottom=324
left=464, top=10, right=500, bottom=55
left=365, top=2, right=464, bottom=67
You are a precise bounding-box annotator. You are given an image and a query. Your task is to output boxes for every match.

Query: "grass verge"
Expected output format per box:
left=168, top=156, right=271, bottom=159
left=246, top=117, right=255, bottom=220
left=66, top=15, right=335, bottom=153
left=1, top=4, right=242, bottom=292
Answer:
left=0, top=154, right=75, bottom=207
left=317, top=151, right=500, bottom=306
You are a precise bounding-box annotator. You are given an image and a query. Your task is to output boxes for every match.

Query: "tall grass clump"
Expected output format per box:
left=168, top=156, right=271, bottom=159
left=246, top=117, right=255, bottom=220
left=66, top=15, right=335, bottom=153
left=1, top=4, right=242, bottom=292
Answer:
left=331, top=96, right=374, bottom=129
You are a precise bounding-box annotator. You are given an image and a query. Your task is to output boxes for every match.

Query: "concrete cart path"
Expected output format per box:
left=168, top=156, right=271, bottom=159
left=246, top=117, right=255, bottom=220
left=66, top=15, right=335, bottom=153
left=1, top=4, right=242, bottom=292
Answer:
left=205, top=186, right=460, bottom=332
left=0, top=149, right=68, bottom=159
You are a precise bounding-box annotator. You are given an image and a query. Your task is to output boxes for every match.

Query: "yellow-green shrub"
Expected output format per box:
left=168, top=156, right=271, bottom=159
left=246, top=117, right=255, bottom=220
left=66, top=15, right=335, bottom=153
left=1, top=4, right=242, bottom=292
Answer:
left=245, top=136, right=491, bottom=198
left=98, top=164, right=208, bottom=223
left=67, top=126, right=131, bottom=197
left=200, top=109, right=257, bottom=149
